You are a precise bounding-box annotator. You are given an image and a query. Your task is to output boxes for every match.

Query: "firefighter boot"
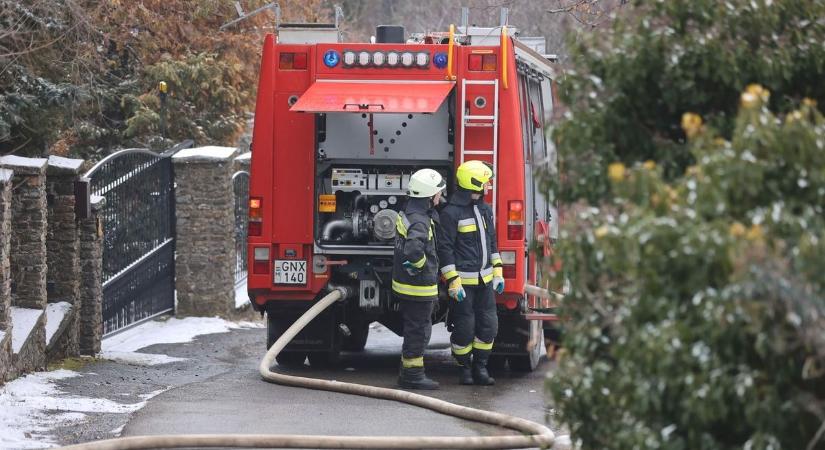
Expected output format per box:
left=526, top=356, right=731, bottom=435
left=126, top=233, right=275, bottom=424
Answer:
left=472, top=349, right=496, bottom=386
left=398, top=367, right=440, bottom=390
left=455, top=353, right=474, bottom=385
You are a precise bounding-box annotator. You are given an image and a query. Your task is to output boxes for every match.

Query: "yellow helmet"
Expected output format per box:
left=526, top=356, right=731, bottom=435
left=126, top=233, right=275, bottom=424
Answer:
left=456, top=160, right=493, bottom=192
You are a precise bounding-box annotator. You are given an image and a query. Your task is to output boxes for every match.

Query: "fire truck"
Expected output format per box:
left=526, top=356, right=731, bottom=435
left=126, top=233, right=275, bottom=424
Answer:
left=246, top=12, right=558, bottom=371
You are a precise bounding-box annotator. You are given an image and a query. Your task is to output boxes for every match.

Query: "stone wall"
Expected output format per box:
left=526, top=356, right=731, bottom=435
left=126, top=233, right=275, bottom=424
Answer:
left=173, top=147, right=238, bottom=317
left=78, top=196, right=105, bottom=356
left=0, top=169, right=12, bottom=381
left=45, top=156, right=83, bottom=361
left=4, top=157, right=48, bottom=310
left=0, top=155, right=105, bottom=383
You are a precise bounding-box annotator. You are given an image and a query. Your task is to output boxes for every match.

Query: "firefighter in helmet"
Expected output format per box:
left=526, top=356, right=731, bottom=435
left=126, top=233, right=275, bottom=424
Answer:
left=436, top=160, right=503, bottom=385
left=393, top=168, right=446, bottom=390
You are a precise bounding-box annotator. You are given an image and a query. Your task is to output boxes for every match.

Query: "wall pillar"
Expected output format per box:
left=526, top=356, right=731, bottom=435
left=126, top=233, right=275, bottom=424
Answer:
left=78, top=196, right=105, bottom=356
left=45, top=156, right=84, bottom=361
left=173, top=146, right=237, bottom=317
left=0, top=155, right=48, bottom=377
left=0, top=168, right=13, bottom=382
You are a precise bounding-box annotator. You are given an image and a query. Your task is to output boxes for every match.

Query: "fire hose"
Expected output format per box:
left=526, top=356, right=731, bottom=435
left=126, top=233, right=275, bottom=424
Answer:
left=61, top=286, right=558, bottom=450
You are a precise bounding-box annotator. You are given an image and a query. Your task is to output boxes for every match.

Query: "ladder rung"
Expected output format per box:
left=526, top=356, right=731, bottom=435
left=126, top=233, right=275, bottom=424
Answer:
left=464, top=123, right=493, bottom=128
left=463, top=150, right=494, bottom=155
left=463, top=80, right=498, bottom=85
left=464, top=115, right=495, bottom=120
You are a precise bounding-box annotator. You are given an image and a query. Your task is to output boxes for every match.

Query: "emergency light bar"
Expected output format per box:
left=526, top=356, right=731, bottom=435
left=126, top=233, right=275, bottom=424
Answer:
left=336, top=50, right=433, bottom=69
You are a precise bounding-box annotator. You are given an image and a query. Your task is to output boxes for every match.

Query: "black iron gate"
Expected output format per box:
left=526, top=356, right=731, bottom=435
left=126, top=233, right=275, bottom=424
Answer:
left=85, top=141, right=192, bottom=335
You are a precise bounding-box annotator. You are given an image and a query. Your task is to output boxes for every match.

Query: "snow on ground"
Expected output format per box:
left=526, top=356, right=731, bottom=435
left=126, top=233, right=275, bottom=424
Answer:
left=235, top=279, right=250, bottom=309
left=0, top=370, right=159, bottom=449
left=45, top=302, right=72, bottom=345
left=101, top=316, right=261, bottom=353
left=1, top=316, right=263, bottom=448
left=98, top=351, right=185, bottom=366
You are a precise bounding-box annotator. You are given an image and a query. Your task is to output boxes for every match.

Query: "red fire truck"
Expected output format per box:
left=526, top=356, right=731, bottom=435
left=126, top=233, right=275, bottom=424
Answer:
left=246, top=15, right=558, bottom=371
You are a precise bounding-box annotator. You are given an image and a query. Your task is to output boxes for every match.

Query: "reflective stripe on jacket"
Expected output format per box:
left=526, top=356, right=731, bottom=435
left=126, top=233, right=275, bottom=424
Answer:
left=436, top=189, right=501, bottom=286
left=392, top=197, right=440, bottom=301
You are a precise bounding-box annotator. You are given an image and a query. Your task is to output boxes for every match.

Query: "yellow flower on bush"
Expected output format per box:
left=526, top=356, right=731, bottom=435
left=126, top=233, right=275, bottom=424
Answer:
left=643, top=160, right=656, bottom=170
left=741, top=84, right=770, bottom=109
left=608, top=162, right=626, bottom=182
left=803, top=98, right=817, bottom=108
left=729, top=222, right=746, bottom=237
left=595, top=225, right=609, bottom=239
left=681, top=112, right=702, bottom=138
left=746, top=224, right=764, bottom=241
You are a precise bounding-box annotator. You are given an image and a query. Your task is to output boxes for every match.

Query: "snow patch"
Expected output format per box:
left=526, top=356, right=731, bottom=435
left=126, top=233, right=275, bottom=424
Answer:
left=0, top=155, right=48, bottom=169
left=101, top=316, right=261, bottom=353
left=11, top=307, right=43, bottom=354
left=552, top=435, right=572, bottom=450
left=234, top=151, right=251, bottom=161
left=0, top=370, right=151, bottom=449
left=235, top=279, right=250, bottom=309
left=0, top=167, right=12, bottom=182
left=99, top=351, right=186, bottom=366
left=47, top=156, right=84, bottom=172
left=45, top=302, right=72, bottom=345
left=172, top=146, right=236, bottom=160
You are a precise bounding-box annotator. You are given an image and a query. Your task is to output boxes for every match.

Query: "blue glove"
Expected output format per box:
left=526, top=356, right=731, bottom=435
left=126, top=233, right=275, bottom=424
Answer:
left=402, top=260, right=421, bottom=276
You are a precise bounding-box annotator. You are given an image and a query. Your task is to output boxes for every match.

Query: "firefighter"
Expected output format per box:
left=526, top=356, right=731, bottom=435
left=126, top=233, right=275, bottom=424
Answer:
left=393, top=168, right=446, bottom=390
left=437, top=160, right=503, bottom=386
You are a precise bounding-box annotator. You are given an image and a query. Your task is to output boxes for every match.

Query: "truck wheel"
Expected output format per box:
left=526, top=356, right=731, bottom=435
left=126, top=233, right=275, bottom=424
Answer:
left=342, top=321, right=370, bottom=352
left=508, top=321, right=543, bottom=372
left=308, top=350, right=341, bottom=368
left=275, top=352, right=307, bottom=366
left=487, top=355, right=507, bottom=372
left=267, top=314, right=307, bottom=366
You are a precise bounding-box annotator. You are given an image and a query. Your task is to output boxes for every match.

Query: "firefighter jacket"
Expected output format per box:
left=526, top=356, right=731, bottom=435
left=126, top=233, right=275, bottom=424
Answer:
left=392, top=197, right=440, bottom=301
left=436, top=189, right=503, bottom=286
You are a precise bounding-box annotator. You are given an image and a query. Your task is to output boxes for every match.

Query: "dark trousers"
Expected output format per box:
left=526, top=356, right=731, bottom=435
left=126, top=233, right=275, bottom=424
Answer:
left=399, top=300, right=435, bottom=363
left=450, top=284, right=498, bottom=352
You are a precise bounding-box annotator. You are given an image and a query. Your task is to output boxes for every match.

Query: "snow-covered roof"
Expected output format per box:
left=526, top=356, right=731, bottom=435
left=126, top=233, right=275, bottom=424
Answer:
left=45, top=302, right=73, bottom=345
left=234, top=152, right=251, bottom=161
left=0, top=155, right=48, bottom=175
left=47, top=155, right=84, bottom=175
left=10, top=307, right=44, bottom=354
left=172, top=146, right=237, bottom=162
left=0, top=168, right=12, bottom=183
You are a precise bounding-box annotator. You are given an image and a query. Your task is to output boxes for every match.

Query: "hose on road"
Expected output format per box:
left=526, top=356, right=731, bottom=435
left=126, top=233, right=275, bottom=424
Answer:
left=61, top=287, right=556, bottom=450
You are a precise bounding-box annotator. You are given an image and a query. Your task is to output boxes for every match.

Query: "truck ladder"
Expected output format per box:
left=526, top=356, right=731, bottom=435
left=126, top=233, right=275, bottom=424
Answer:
left=459, top=78, right=499, bottom=211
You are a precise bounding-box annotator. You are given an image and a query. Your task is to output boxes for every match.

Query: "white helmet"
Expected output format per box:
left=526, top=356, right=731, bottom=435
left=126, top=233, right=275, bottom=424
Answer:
left=407, top=169, right=446, bottom=198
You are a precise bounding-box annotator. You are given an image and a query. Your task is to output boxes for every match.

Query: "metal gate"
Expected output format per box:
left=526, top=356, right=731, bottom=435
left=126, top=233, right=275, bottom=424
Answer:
left=233, top=170, right=250, bottom=288
left=85, top=141, right=192, bottom=335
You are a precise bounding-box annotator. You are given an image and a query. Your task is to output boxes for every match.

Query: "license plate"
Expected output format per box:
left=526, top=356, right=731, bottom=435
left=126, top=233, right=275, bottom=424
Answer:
left=273, top=260, right=307, bottom=285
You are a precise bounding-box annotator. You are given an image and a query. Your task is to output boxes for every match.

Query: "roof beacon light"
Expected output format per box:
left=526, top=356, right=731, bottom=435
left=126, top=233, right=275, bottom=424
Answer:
left=387, top=52, right=400, bottom=67
left=358, top=51, right=371, bottom=66
left=343, top=51, right=356, bottom=66
left=323, top=50, right=340, bottom=68
left=415, top=52, right=429, bottom=67
left=433, top=52, right=448, bottom=69
left=400, top=52, right=414, bottom=67
left=372, top=51, right=386, bottom=66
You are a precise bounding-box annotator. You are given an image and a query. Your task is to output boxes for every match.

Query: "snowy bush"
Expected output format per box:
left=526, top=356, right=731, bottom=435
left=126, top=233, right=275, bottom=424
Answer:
left=547, top=87, right=825, bottom=449
left=542, top=1, right=825, bottom=448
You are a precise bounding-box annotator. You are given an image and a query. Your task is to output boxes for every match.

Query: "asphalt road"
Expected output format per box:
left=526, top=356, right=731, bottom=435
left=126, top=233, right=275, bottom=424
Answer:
left=51, top=321, right=558, bottom=447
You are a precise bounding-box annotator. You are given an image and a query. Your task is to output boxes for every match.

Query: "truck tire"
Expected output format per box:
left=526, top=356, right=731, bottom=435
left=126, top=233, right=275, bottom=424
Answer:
left=307, top=350, right=341, bottom=368
left=342, top=321, right=370, bottom=352
left=267, top=313, right=307, bottom=367
left=508, top=320, right=543, bottom=372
